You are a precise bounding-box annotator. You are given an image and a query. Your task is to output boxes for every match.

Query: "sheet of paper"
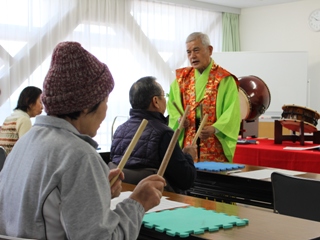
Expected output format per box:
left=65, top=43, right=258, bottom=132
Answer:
left=230, top=169, right=306, bottom=179
left=111, top=191, right=189, bottom=213
left=147, top=198, right=189, bottom=213
left=111, top=191, right=132, bottom=210
left=283, top=145, right=320, bottom=150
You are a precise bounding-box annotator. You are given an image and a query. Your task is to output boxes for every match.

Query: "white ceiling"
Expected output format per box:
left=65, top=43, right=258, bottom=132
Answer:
left=194, top=0, right=303, bottom=9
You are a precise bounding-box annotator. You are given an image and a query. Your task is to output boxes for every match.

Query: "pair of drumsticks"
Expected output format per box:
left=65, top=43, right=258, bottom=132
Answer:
left=172, top=101, right=208, bottom=146
left=110, top=103, right=208, bottom=186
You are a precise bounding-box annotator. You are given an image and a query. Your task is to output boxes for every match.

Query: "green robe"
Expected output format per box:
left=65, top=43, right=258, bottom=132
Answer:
left=167, top=61, right=240, bottom=162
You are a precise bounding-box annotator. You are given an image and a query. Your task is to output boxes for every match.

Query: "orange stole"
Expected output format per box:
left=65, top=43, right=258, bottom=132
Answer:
left=176, top=64, right=235, bottom=162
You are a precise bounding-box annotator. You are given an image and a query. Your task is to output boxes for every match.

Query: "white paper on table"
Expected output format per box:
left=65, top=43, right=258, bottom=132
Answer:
left=111, top=191, right=132, bottom=210
left=230, top=169, right=306, bottom=179
left=111, top=191, right=189, bottom=213
left=283, top=145, right=320, bottom=150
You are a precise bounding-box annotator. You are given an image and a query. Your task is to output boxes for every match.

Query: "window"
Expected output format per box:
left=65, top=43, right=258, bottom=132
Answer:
left=0, top=0, right=222, bottom=151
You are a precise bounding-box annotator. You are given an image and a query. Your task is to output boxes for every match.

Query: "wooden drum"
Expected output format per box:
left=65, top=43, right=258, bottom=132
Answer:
left=280, top=104, right=320, bottom=133
left=238, top=75, right=271, bottom=121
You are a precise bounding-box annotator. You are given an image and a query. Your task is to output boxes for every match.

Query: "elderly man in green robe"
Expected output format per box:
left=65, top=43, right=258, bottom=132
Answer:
left=167, top=32, right=241, bottom=162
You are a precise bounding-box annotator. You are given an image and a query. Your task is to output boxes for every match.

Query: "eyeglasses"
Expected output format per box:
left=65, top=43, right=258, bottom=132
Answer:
left=155, top=93, right=169, bottom=98
left=156, top=93, right=168, bottom=98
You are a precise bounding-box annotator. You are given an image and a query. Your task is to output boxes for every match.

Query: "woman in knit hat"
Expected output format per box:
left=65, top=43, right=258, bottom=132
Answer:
left=0, top=42, right=165, bottom=239
left=0, top=86, right=43, bottom=154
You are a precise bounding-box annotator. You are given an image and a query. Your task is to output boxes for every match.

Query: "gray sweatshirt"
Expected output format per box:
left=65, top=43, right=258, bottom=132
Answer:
left=0, top=115, right=144, bottom=240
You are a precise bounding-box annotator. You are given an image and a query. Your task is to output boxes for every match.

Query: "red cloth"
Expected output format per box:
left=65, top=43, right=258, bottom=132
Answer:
left=233, top=139, right=320, bottom=174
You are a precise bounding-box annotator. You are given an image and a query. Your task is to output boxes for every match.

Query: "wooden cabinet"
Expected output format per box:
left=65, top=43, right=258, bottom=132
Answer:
left=258, top=121, right=291, bottom=138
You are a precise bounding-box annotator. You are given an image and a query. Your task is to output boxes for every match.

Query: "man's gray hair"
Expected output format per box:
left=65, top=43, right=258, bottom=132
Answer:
left=186, top=32, right=211, bottom=46
left=129, top=76, right=162, bottom=110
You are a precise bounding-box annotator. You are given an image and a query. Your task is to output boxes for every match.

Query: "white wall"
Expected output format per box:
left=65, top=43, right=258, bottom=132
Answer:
left=239, top=0, right=320, bottom=117
left=212, top=51, right=308, bottom=116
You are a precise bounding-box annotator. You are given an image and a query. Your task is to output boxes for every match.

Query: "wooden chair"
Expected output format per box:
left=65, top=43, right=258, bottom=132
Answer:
left=271, top=172, right=320, bottom=222
left=0, top=146, right=7, bottom=171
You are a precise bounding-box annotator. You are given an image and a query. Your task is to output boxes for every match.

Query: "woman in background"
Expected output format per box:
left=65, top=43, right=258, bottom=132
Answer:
left=0, top=86, right=43, bottom=154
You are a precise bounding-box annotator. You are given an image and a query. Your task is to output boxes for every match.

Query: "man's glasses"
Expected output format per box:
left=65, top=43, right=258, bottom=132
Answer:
left=156, top=93, right=168, bottom=98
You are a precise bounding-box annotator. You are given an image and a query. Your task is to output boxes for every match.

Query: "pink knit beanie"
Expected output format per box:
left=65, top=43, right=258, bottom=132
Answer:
left=42, top=41, right=114, bottom=115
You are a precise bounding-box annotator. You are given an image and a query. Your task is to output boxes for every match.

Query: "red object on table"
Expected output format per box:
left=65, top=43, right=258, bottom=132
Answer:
left=233, top=138, right=320, bottom=174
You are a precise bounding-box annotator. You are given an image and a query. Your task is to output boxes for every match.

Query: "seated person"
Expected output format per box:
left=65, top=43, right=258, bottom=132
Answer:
left=110, top=76, right=197, bottom=193
left=0, top=86, right=43, bottom=154
left=0, top=42, right=165, bottom=239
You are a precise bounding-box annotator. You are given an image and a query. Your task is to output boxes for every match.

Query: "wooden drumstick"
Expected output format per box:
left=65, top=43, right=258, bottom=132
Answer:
left=192, top=114, right=208, bottom=146
left=158, top=105, right=190, bottom=177
left=172, top=101, right=184, bottom=116
left=110, top=119, right=148, bottom=186
left=190, top=98, right=205, bottom=111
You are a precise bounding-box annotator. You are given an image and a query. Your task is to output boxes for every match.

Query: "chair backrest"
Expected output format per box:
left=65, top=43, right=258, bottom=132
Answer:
left=99, top=151, right=111, bottom=165
left=271, top=172, right=320, bottom=222
left=111, top=116, right=129, bottom=141
left=108, top=162, right=175, bottom=192
left=108, top=162, right=157, bottom=185
left=0, top=146, right=7, bottom=171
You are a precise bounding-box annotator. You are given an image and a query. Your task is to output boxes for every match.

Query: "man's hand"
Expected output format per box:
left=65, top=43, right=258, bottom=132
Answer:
left=178, top=117, right=190, bottom=128
left=108, top=168, right=124, bottom=198
left=182, top=144, right=197, bottom=160
left=200, top=125, right=215, bottom=140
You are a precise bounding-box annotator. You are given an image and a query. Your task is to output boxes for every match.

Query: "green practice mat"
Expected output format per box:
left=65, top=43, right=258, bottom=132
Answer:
left=142, top=206, right=249, bottom=238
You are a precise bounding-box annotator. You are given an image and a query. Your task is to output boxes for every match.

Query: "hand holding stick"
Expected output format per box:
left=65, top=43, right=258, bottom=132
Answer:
left=192, top=114, right=208, bottom=146
left=110, top=119, right=148, bottom=186
left=157, top=105, right=190, bottom=177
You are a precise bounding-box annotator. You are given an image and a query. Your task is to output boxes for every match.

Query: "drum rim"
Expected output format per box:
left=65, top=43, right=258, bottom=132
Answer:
left=279, top=119, right=318, bottom=133
left=239, top=87, right=251, bottom=120
left=282, top=104, right=320, bottom=119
